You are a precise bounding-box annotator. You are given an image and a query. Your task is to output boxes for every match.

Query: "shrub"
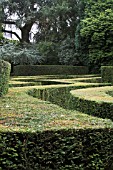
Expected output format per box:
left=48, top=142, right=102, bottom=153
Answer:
left=0, top=60, right=11, bottom=96
left=0, top=43, right=44, bottom=65
left=0, top=129, right=113, bottom=169
left=70, top=86, right=113, bottom=121
left=13, top=65, right=88, bottom=76
left=101, top=66, right=113, bottom=84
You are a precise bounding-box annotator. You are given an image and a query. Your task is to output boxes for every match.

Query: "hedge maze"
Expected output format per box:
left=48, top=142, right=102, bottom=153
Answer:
left=0, top=66, right=113, bottom=169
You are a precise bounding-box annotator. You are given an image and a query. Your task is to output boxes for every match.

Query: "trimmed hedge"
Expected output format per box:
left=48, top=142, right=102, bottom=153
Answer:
left=101, top=66, right=113, bottom=84
left=28, top=83, right=112, bottom=120
left=0, top=129, right=113, bottom=169
left=70, top=86, right=113, bottom=121
left=0, top=60, right=11, bottom=96
left=13, top=65, right=88, bottom=76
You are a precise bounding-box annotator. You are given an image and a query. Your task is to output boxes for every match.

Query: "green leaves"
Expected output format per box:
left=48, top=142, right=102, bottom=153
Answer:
left=80, top=0, right=113, bottom=69
left=0, top=43, right=44, bottom=65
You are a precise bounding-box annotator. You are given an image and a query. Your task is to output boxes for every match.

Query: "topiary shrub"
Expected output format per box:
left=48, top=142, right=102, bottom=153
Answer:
left=0, top=59, right=11, bottom=96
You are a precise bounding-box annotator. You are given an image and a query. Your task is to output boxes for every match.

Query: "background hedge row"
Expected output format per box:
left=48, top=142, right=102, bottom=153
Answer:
left=1, top=129, right=113, bottom=170
left=101, top=66, right=113, bottom=84
left=0, top=59, right=11, bottom=96
left=13, top=65, right=88, bottom=76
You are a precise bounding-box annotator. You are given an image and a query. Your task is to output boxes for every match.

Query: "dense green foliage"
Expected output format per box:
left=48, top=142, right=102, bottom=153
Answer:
left=80, top=0, right=113, bottom=70
left=1, top=129, right=113, bottom=169
left=37, top=41, right=59, bottom=64
left=0, top=43, right=44, bottom=65
left=0, top=59, right=11, bottom=96
left=13, top=65, right=88, bottom=76
left=101, top=66, right=113, bottom=84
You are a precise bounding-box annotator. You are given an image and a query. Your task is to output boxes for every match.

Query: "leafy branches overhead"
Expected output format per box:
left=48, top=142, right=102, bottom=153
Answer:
left=0, top=43, right=44, bottom=65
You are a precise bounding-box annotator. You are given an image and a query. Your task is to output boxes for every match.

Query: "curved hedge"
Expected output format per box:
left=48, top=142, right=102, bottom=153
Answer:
left=13, top=65, right=88, bottom=76
left=0, top=60, right=11, bottom=96
left=70, top=86, right=113, bottom=120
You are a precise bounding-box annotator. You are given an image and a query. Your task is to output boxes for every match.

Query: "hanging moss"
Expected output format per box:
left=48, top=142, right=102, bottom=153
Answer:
left=0, top=60, right=11, bottom=96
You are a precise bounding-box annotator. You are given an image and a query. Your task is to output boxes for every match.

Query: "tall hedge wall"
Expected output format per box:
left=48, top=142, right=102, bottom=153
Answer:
left=0, top=60, right=11, bottom=96
left=13, top=65, right=88, bottom=76
left=101, top=66, right=113, bottom=84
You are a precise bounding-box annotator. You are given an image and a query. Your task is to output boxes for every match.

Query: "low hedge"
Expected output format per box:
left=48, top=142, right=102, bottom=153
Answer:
left=1, top=129, right=113, bottom=169
left=70, top=86, right=113, bottom=121
left=101, top=66, right=113, bottom=84
left=28, top=83, right=112, bottom=119
left=0, top=60, right=11, bottom=96
left=13, top=65, right=88, bottom=76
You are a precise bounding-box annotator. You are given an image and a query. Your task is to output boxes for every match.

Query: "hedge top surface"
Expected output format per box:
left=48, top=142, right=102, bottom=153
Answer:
left=71, top=86, right=113, bottom=103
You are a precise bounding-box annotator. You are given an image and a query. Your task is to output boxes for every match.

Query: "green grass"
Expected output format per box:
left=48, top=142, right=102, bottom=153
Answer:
left=0, top=75, right=113, bottom=132
left=71, top=86, right=113, bottom=103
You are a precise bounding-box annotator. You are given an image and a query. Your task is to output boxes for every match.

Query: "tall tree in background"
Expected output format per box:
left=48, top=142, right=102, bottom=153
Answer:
left=1, top=0, right=45, bottom=43
left=0, top=2, right=3, bottom=39
left=1, top=0, right=86, bottom=66
left=37, top=0, right=85, bottom=65
left=80, top=0, right=113, bottom=70
left=35, top=0, right=83, bottom=42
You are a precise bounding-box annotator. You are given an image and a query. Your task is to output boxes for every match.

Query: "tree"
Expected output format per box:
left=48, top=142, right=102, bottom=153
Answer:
left=36, top=0, right=85, bottom=65
left=0, top=2, right=3, bottom=39
left=0, top=43, right=44, bottom=70
left=80, top=0, right=113, bottom=70
left=35, top=0, right=83, bottom=42
left=1, top=0, right=46, bottom=43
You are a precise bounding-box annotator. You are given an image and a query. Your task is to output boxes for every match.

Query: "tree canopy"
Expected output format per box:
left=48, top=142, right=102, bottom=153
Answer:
left=80, top=0, right=113, bottom=69
left=1, top=0, right=42, bottom=42
left=0, top=0, right=113, bottom=71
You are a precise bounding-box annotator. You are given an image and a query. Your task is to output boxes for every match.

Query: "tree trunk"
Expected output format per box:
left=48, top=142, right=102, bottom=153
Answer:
left=20, top=22, right=33, bottom=43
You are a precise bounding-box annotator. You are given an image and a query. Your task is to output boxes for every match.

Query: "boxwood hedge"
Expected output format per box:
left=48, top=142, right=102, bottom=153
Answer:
left=0, top=129, right=113, bottom=170
left=13, top=65, right=88, bottom=76
left=0, top=60, right=11, bottom=96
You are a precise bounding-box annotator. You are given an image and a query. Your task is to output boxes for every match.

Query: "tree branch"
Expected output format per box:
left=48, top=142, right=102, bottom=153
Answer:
left=1, top=20, right=16, bottom=25
left=2, top=28, right=22, bottom=42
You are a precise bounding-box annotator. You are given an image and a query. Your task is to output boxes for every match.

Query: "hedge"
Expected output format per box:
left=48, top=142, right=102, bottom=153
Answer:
left=70, top=86, right=113, bottom=121
left=13, top=65, right=88, bottom=76
left=101, top=66, right=113, bottom=84
left=28, top=83, right=112, bottom=119
left=0, top=60, right=11, bottom=96
left=1, top=129, right=113, bottom=169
